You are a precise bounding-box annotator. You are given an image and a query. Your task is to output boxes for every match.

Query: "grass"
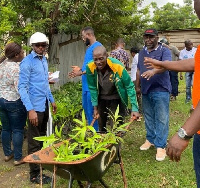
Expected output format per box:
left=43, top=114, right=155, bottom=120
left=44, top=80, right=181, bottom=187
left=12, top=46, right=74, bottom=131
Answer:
left=43, top=79, right=197, bottom=187
left=0, top=165, right=14, bottom=175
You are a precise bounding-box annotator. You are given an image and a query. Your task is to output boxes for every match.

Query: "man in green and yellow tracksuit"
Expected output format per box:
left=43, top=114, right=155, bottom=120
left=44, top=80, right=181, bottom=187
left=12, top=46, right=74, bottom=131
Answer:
left=86, top=46, right=140, bottom=132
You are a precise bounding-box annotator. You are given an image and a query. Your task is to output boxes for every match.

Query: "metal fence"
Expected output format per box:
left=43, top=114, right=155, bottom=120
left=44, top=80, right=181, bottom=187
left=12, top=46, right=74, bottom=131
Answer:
left=48, top=33, right=86, bottom=89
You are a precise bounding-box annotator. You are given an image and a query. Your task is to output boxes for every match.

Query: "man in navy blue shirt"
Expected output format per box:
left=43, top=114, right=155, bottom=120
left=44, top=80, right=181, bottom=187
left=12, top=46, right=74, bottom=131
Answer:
left=136, top=29, right=172, bottom=161
left=69, top=27, right=102, bottom=131
left=18, top=32, right=57, bottom=184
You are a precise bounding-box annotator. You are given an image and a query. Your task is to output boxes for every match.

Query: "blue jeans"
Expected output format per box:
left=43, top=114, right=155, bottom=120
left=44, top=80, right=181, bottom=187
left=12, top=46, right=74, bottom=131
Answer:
left=169, top=71, right=179, bottom=96
left=82, top=91, right=98, bottom=131
left=0, top=98, right=27, bottom=160
left=185, top=72, right=194, bottom=100
left=142, top=92, right=170, bottom=148
left=193, top=134, right=200, bottom=188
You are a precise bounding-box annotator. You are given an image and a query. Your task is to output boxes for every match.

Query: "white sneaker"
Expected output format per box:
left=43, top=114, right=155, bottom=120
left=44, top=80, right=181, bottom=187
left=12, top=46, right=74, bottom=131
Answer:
left=156, top=148, right=166, bottom=161
left=140, top=140, right=154, bottom=150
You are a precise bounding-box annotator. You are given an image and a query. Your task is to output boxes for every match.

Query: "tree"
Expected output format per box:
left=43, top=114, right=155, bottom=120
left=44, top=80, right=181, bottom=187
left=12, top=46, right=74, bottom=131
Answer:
left=0, top=1, right=18, bottom=54
left=0, top=0, right=147, bottom=50
left=151, top=0, right=200, bottom=31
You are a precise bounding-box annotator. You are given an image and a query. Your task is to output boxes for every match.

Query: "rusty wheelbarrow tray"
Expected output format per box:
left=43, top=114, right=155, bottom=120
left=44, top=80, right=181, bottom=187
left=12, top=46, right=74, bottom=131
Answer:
left=23, top=142, right=127, bottom=188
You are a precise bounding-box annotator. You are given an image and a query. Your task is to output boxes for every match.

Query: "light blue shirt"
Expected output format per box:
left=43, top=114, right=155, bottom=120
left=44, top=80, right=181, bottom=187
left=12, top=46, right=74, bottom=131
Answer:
left=18, top=51, right=54, bottom=112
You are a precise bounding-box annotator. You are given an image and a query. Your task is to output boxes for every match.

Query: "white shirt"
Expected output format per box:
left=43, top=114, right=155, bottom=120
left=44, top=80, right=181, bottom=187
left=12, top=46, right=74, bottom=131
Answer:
left=131, top=53, right=138, bottom=81
left=179, top=47, right=197, bottom=60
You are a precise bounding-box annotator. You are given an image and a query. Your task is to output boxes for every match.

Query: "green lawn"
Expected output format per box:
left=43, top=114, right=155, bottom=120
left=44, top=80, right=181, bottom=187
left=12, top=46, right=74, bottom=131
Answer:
left=48, top=79, right=196, bottom=188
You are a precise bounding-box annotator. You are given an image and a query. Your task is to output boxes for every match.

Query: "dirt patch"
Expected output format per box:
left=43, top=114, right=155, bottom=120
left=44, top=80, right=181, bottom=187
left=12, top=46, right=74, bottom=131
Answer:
left=0, top=138, right=41, bottom=188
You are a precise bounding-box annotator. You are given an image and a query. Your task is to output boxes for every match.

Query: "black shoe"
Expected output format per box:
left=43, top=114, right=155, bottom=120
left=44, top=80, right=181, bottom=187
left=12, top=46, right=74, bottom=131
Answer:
left=30, top=174, right=52, bottom=184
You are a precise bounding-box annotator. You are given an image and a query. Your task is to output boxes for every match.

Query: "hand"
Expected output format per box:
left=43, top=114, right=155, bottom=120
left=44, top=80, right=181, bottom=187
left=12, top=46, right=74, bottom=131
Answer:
left=141, top=70, right=155, bottom=80
left=48, top=72, right=55, bottom=84
left=135, top=87, right=141, bottom=99
left=51, top=102, right=57, bottom=114
left=49, top=81, right=56, bottom=84
left=93, top=106, right=99, bottom=119
left=68, top=66, right=82, bottom=78
left=166, top=133, right=190, bottom=162
left=130, top=111, right=141, bottom=121
left=48, top=72, right=53, bottom=78
left=144, top=57, right=163, bottom=69
left=28, top=110, right=38, bottom=126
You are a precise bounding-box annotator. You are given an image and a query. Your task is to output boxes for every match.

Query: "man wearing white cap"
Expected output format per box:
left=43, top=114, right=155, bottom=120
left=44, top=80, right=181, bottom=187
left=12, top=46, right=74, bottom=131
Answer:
left=18, top=32, right=57, bottom=184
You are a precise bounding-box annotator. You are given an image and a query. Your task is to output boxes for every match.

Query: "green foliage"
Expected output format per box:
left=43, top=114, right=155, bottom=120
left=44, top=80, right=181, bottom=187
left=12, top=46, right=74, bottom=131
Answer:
left=151, top=1, right=200, bottom=30
left=0, top=0, right=146, bottom=49
left=1, top=0, right=200, bottom=52
left=51, top=82, right=82, bottom=127
left=34, top=106, right=131, bottom=162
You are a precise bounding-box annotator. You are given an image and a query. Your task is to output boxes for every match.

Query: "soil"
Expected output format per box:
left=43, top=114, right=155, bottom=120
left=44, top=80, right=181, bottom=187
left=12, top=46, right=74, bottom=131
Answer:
left=0, top=138, right=42, bottom=188
left=0, top=138, right=105, bottom=188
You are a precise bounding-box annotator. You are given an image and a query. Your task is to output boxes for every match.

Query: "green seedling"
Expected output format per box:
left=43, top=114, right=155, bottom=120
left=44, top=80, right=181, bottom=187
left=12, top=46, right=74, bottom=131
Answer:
left=34, top=105, right=131, bottom=162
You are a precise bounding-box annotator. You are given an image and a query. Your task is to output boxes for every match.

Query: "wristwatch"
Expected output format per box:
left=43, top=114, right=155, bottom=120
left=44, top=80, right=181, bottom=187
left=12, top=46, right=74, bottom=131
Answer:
left=177, top=128, right=193, bottom=140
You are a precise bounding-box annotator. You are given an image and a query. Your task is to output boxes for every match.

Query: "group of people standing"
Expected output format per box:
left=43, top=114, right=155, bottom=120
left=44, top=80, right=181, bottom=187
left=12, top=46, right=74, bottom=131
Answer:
left=1, top=1, right=200, bottom=186
left=0, top=32, right=57, bottom=184
left=161, top=38, right=197, bottom=103
left=69, top=26, right=172, bottom=163
left=139, top=1, right=200, bottom=186
left=69, top=19, right=200, bottom=187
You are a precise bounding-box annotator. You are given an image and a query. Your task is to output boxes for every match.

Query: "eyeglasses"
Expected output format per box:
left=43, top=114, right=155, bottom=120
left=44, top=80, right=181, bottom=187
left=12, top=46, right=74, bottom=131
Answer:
left=34, top=43, right=47, bottom=48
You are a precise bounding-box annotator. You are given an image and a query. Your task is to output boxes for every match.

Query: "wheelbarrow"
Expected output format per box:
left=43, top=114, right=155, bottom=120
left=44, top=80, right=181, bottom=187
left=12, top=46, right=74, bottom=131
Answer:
left=23, top=142, right=127, bottom=188
left=23, top=118, right=135, bottom=188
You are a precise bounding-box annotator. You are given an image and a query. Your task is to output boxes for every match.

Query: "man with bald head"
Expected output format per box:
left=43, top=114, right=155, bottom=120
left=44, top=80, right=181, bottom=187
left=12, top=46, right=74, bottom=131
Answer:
left=86, top=46, right=140, bottom=131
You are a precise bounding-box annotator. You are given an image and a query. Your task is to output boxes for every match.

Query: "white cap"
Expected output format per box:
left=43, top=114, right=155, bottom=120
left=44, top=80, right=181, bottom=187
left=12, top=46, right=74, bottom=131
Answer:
left=30, top=32, right=49, bottom=45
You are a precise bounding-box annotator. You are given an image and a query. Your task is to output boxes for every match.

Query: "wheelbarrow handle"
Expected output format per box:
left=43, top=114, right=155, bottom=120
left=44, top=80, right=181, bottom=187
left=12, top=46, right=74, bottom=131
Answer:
left=125, top=116, right=137, bottom=131
left=118, top=116, right=138, bottom=137
left=90, top=118, right=97, bottom=127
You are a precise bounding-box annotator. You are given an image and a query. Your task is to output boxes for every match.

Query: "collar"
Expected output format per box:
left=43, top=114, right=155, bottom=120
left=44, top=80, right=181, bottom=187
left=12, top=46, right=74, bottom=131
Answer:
left=144, top=43, right=161, bottom=54
left=116, top=47, right=123, bottom=50
left=31, top=50, right=44, bottom=58
left=88, top=59, right=114, bottom=74
left=88, top=58, right=123, bottom=77
left=185, top=47, right=194, bottom=52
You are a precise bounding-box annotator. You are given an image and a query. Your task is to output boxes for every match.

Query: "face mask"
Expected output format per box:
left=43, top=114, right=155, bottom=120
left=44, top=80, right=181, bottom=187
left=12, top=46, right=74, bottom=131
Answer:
left=85, top=38, right=90, bottom=46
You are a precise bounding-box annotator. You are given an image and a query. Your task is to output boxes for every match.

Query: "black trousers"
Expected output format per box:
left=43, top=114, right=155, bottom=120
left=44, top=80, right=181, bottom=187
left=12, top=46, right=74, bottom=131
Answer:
left=169, top=71, right=179, bottom=97
left=27, top=102, right=49, bottom=179
left=98, top=99, right=126, bottom=132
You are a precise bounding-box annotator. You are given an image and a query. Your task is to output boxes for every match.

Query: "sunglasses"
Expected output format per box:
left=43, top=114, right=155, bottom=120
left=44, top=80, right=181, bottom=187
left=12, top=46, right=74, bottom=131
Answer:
left=34, top=43, right=47, bottom=48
